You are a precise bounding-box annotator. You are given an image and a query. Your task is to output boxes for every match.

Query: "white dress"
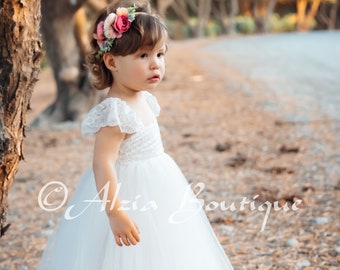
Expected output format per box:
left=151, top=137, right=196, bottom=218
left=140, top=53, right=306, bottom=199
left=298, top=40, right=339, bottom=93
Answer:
left=38, top=91, right=234, bottom=270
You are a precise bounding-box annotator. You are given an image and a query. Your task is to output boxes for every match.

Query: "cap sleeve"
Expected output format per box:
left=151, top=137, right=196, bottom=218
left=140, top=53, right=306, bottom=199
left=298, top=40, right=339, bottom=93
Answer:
left=142, top=91, right=161, bottom=117
left=81, top=98, right=143, bottom=136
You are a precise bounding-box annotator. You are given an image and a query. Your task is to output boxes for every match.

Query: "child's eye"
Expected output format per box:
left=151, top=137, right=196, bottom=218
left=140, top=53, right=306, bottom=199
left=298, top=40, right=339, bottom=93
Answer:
left=140, top=53, right=148, bottom=58
left=157, top=52, right=165, bottom=58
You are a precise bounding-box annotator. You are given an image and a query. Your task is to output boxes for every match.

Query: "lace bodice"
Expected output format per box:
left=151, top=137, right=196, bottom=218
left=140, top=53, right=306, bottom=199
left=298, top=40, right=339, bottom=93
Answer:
left=81, top=91, right=164, bottom=164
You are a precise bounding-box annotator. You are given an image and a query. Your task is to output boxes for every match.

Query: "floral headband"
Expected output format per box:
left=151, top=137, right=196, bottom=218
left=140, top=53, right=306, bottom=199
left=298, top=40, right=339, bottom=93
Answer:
left=94, top=5, right=137, bottom=58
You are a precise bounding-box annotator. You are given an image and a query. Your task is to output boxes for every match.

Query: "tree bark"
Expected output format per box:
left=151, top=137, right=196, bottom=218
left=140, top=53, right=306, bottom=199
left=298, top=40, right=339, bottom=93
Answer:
left=33, top=0, right=95, bottom=127
left=0, top=0, right=42, bottom=237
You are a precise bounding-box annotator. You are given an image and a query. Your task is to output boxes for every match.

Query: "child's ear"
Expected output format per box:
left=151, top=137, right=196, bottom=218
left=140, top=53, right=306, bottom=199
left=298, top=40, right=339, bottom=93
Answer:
left=103, top=53, right=118, bottom=72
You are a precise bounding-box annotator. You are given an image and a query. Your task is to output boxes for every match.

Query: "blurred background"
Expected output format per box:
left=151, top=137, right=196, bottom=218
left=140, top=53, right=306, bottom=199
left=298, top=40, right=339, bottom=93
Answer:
left=31, top=0, right=340, bottom=127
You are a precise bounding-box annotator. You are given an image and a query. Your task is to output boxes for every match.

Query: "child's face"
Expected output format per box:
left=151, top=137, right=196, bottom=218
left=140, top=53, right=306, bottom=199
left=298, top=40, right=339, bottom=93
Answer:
left=113, top=41, right=166, bottom=92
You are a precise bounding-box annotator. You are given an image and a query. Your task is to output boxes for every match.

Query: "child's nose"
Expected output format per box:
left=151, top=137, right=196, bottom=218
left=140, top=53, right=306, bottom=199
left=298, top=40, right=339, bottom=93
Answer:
left=150, top=57, right=160, bottom=70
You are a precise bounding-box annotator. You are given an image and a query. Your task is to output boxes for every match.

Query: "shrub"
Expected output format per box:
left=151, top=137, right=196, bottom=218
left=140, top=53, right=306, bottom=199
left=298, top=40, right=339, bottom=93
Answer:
left=235, top=16, right=256, bottom=34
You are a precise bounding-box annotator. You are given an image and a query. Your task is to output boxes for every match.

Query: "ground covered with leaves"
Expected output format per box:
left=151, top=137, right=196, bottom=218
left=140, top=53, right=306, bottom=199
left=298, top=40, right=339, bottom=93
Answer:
left=1, top=38, right=339, bottom=270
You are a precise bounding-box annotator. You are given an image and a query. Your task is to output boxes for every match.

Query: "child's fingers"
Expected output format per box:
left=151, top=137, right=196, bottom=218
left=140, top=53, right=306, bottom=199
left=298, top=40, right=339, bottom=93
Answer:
left=115, top=233, right=131, bottom=246
left=133, top=221, right=140, bottom=234
left=131, top=227, right=141, bottom=243
left=127, top=232, right=139, bottom=245
left=120, top=235, right=131, bottom=246
left=115, top=235, right=123, bottom=247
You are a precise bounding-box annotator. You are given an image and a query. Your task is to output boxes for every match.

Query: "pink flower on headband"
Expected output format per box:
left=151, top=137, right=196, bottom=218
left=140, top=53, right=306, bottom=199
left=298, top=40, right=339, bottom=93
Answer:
left=96, top=21, right=105, bottom=44
left=114, top=15, right=131, bottom=35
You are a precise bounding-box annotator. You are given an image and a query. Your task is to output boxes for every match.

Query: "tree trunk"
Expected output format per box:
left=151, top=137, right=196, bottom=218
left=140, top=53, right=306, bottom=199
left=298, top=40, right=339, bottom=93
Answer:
left=155, top=0, right=174, bottom=18
left=74, top=7, right=91, bottom=58
left=303, top=0, right=321, bottom=30
left=316, top=2, right=338, bottom=30
left=253, top=0, right=277, bottom=33
left=297, top=0, right=308, bottom=31
left=329, top=2, right=339, bottom=30
left=170, top=0, right=196, bottom=37
left=240, top=0, right=252, bottom=17
left=0, top=0, right=42, bottom=237
left=297, top=0, right=321, bottom=31
left=33, top=0, right=95, bottom=127
left=197, top=0, right=212, bottom=37
left=253, top=0, right=266, bottom=32
left=212, top=0, right=227, bottom=33
left=87, top=0, right=107, bottom=13
left=212, top=0, right=238, bottom=34
left=229, top=0, right=239, bottom=34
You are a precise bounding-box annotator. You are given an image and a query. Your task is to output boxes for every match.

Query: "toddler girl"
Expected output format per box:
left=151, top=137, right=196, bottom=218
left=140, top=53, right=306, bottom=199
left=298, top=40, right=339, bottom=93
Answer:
left=38, top=1, right=234, bottom=269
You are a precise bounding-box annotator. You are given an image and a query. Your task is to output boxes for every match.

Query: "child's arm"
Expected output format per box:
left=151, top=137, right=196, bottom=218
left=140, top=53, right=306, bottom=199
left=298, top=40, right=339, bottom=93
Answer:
left=93, top=125, right=140, bottom=247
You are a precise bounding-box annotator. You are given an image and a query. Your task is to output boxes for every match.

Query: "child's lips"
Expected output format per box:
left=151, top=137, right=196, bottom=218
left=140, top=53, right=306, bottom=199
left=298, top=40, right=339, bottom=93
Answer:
left=148, top=74, right=161, bottom=82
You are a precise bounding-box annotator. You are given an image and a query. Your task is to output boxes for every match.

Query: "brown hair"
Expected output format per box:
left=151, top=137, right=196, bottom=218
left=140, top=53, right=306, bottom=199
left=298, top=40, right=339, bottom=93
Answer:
left=87, top=0, right=168, bottom=90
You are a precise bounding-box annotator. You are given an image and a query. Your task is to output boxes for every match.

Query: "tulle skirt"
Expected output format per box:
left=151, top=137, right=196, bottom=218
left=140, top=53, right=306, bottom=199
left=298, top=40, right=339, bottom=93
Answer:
left=38, top=153, right=233, bottom=270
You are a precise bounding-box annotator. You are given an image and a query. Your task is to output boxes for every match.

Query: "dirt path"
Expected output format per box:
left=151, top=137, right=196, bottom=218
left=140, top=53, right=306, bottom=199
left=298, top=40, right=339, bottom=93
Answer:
left=0, top=38, right=339, bottom=269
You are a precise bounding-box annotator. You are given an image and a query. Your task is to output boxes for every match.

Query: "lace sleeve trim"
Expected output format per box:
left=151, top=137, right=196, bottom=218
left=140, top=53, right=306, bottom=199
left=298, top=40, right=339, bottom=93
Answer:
left=81, top=98, right=143, bottom=135
left=142, top=91, right=161, bottom=117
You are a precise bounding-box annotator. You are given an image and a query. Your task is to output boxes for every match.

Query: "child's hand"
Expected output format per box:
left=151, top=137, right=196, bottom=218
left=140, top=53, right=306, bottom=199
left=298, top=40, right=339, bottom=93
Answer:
left=108, top=211, right=140, bottom=247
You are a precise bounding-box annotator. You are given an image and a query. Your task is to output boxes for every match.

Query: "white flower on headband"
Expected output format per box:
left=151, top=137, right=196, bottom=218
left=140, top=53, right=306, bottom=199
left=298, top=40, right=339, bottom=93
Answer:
left=104, top=13, right=117, bottom=39
left=94, top=5, right=137, bottom=58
